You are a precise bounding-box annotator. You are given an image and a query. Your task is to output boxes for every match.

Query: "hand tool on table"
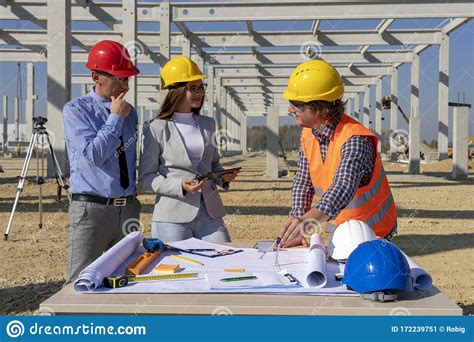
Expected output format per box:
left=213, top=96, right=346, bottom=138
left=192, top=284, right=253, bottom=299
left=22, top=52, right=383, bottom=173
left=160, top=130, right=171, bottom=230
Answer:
left=103, top=273, right=199, bottom=289
left=143, top=237, right=242, bottom=258
left=125, top=251, right=161, bottom=276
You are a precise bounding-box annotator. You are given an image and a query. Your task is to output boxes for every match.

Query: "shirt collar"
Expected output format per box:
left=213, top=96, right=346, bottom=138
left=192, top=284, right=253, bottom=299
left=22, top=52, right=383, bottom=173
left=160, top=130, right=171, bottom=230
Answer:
left=311, top=119, right=340, bottom=141
left=89, top=86, right=111, bottom=108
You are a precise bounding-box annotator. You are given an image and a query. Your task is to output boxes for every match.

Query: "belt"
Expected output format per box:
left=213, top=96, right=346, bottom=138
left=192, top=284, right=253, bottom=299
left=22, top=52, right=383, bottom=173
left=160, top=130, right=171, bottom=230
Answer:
left=71, top=193, right=136, bottom=207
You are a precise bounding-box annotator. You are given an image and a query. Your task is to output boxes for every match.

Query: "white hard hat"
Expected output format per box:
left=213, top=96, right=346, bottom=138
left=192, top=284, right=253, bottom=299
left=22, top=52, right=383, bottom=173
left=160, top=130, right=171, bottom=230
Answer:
left=327, top=220, right=377, bottom=261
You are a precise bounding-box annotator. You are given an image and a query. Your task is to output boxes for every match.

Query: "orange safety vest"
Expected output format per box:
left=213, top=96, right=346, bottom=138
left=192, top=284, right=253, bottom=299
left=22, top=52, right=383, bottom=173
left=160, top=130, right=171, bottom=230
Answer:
left=301, top=114, right=397, bottom=237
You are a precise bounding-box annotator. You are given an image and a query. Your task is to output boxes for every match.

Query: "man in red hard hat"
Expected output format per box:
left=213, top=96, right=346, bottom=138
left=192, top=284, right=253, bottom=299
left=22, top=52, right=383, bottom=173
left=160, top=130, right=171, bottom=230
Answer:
left=63, top=40, right=141, bottom=284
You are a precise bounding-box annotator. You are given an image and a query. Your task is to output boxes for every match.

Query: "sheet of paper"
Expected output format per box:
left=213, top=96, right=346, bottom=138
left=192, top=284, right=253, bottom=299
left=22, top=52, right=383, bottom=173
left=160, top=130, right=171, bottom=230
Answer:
left=305, top=234, right=328, bottom=288
left=74, top=231, right=143, bottom=292
left=401, top=251, right=433, bottom=290
left=206, top=271, right=295, bottom=290
left=82, top=237, right=356, bottom=295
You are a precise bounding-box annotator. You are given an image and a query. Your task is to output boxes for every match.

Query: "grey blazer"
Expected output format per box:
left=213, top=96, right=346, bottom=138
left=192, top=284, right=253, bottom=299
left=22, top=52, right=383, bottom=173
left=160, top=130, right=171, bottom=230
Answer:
left=138, top=114, right=228, bottom=223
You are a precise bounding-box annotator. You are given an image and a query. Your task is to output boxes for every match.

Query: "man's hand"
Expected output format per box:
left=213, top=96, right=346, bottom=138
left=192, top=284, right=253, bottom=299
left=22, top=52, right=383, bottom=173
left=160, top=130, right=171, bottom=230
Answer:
left=279, top=216, right=303, bottom=247
left=110, top=92, right=130, bottom=117
left=182, top=178, right=206, bottom=194
left=278, top=208, right=330, bottom=248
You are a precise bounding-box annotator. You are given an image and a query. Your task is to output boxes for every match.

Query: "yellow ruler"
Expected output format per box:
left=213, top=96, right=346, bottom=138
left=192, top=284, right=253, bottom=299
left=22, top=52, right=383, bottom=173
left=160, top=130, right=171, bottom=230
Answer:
left=104, top=273, right=199, bottom=288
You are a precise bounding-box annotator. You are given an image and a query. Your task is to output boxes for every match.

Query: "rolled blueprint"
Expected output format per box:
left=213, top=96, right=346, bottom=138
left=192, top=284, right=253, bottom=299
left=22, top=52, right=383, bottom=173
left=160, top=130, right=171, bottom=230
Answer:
left=74, top=231, right=143, bottom=291
left=305, top=234, right=328, bottom=288
left=401, top=251, right=433, bottom=290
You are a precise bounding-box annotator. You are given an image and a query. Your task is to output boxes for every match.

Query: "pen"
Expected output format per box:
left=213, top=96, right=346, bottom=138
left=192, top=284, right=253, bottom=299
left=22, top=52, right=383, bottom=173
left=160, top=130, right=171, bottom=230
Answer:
left=273, top=237, right=282, bottom=248
left=186, top=249, right=216, bottom=252
left=220, top=276, right=258, bottom=282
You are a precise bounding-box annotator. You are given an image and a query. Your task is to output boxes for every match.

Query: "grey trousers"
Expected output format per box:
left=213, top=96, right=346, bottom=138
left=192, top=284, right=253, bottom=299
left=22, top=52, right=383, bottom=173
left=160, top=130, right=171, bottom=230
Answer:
left=64, top=197, right=141, bottom=285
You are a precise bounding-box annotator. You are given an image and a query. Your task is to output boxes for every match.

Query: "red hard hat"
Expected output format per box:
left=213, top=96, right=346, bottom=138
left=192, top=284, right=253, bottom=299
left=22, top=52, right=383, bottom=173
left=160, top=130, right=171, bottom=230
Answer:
left=86, top=40, right=140, bottom=77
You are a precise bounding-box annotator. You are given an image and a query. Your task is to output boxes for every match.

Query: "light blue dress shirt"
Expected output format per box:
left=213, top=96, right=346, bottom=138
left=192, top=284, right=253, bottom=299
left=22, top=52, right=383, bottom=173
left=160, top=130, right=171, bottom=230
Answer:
left=63, top=88, right=138, bottom=198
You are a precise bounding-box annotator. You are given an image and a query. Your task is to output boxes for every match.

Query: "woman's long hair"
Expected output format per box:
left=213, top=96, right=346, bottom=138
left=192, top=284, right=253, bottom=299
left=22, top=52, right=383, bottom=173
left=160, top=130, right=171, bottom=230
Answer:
left=155, top=82, right=205, bottom=120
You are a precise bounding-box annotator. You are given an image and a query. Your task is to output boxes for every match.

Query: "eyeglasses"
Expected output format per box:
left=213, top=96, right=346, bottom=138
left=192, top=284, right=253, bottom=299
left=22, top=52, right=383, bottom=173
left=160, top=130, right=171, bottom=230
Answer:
left=185, top=84, right=207, bottom=95
left=96, top=71, right=129, bottom=83
left=289, top=101, right=310, bottom=112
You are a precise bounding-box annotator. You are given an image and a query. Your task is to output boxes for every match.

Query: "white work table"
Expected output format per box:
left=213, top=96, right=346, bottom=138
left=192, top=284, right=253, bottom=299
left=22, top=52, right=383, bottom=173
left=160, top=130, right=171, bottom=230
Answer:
left=39, top=242, right=462, bottom=316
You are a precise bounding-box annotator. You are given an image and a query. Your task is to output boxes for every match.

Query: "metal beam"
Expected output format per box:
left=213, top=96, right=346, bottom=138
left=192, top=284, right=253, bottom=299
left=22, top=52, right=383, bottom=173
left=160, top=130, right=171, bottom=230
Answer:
left=210, top=50, right=414, bottom=65
left=0, top=47, right=413, bottom=65
left=0, top=28, right=445, bottom=50
left=171, top=1, right=474, bottom=21
left=215, top=65, right=393, bottom=77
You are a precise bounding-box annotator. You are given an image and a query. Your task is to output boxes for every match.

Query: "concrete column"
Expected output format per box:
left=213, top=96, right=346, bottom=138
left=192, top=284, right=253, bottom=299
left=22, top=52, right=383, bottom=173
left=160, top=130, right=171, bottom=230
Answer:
left=2, top=96, right=8, bottom=154
left=375, top=77, right=382, bottom=152
left=241, top=110, right=247, bottom=156
left=451, top=105, right=469, bottom=180
left=194, top=54, right=204, bottom=73
left=233, top=100, right=238, bottom=152
left=159, top=0, right=170, bottom=104
left=409, top=117, right=421, bottom=174
left=438, top=32, right=449, bottom=161
left=354, top=93, right=360, bottom=121
left=409, top=53, right=421, bottom=174
left=390, top=66, right=399, bottom=162
left=236, top=103, right=241, bottom=152
left=25, top=63, right=36, bottom=139
left=220, top=88, right=227, bottom=155
left=14, top=97, right=20, bottom=142
left=47, top=0, right=71, bottom=176
left=266, top=106, right=279, bottom=178
left=206, top=66, right=214, bottom=119
left=363, top=87, right=370, bottom=128
left=215, top=77, right=222, bottom=130
left=122, top=0, right=138, bottom=108
left=228, top=98, right=234, bottom=152
left=236, top=104, right=241, bottom=152
left=137, top=105, right=145, bottom=154
left=346, top=98, right=353, bottom=117
left=182, top=34, right=191, bottom=58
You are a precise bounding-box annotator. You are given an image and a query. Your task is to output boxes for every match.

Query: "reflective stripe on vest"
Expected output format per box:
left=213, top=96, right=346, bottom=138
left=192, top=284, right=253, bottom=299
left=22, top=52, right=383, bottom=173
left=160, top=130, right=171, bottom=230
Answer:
left=364, top=192, right=394, bottom=227
left=345, top=169, right=386, bottom=210
left=313, top=169, right=386, bottom=210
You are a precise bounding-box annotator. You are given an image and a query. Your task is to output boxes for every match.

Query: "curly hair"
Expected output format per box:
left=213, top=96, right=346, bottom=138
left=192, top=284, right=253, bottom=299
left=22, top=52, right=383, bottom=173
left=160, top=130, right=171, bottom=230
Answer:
left=306, top=98, right=347, bottom=124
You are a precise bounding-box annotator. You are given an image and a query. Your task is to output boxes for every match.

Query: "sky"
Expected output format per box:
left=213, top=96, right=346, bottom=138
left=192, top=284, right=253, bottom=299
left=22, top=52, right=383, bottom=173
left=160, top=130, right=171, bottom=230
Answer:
left=0, top=1, right=473, bottom=144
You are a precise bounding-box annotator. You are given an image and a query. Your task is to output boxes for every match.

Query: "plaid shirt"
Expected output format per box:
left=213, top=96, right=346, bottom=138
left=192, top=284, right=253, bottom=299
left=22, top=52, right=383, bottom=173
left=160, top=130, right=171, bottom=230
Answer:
left=290, top=120, right=376, bottom=220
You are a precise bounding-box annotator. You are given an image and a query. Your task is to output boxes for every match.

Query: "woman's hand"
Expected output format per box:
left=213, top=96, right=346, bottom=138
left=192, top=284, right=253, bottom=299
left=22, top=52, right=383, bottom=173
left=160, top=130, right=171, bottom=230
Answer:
left=221, top=169, right=240, bottom=182
left=181, top=178, right=206, bottom=194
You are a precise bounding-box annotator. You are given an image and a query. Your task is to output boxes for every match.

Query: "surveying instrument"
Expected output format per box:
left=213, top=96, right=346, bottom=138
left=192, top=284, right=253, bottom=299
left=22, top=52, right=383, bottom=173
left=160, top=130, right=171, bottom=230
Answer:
left=4, top=116, right=71, bottom=241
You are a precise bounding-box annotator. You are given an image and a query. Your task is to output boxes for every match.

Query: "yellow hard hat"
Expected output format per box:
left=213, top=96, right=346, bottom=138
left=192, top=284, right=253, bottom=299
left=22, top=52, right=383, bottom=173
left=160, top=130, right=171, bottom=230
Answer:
left=283, top=59, right=344, bottom=102
left=160, top=56, right=207, bottom=90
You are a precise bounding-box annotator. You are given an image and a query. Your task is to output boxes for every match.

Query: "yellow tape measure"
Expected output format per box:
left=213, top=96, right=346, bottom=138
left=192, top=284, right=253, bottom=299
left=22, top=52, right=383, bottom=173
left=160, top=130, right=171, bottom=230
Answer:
left=104, top=273, right=199, bottom=289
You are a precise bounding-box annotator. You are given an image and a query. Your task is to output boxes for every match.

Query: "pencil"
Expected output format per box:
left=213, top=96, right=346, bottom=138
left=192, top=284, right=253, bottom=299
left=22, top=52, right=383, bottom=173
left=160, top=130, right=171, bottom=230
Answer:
left=171, top=254, right=204, bottom=266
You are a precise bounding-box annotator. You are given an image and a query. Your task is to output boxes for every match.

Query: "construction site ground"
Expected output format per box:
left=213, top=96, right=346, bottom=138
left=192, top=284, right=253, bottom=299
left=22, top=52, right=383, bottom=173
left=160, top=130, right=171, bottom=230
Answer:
left=0, top=154, right=472, bottom=315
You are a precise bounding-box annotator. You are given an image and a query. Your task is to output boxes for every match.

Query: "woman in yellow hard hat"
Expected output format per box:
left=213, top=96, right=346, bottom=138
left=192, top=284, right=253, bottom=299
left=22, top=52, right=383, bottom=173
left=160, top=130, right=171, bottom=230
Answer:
left=138, top=56, right=239, bottom=242
left=278, top=59, right=397, bottom=248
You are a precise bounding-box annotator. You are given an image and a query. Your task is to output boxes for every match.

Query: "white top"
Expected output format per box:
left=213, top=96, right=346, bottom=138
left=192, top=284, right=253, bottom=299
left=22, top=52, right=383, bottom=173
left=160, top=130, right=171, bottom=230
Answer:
left=171, top=112, right=204, bottom=168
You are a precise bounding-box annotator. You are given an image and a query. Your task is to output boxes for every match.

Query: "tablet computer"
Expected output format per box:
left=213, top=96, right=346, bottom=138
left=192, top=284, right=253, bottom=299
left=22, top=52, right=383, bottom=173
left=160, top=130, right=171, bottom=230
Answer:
left=194, top=167, right=241, bottom=181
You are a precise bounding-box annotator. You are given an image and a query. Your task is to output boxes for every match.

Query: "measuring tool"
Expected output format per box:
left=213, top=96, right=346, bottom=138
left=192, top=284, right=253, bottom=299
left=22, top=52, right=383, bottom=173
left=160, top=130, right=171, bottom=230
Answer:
left=125, top=251, right=161, bottom=276
left=143, top=238, right=164, bottom=252
left=103, top=273, right=199, bottom=289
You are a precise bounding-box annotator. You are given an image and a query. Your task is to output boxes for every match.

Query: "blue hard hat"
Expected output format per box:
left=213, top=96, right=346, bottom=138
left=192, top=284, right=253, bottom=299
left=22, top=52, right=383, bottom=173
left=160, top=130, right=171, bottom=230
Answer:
left=342, top=239, right=413, bottom=293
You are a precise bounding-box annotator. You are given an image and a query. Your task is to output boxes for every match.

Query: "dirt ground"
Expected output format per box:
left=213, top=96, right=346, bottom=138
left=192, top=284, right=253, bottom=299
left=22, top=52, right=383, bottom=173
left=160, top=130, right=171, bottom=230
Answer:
left=0, top=154, right=473, bottom=315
